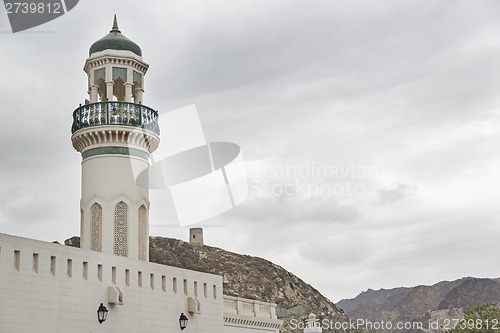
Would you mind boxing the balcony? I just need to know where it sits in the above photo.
[71,101,159,136]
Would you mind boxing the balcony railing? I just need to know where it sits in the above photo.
[71,101,160,136]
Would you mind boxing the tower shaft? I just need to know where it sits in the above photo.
[72,17,159,260]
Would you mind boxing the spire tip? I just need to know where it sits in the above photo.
[110,14,120,33]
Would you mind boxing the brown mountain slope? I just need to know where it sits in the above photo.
[338,287,411,314]
[148,236,338,313]
[337,287,410,322]
[439,278,500,309]
[337,277,500,333]
[396,285,444,322]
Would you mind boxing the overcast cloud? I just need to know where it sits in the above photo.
[1,0,500,302]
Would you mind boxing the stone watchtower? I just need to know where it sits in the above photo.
[189,228,204,245]
[71,16,159,260]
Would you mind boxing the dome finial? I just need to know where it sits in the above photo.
[110,14,120,33]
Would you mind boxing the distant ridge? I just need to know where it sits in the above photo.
[337,277,500,333]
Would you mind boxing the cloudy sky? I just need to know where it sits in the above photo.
[1,0,500,302]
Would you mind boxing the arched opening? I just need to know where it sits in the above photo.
[96,78,106,101]
[113,77,126,101]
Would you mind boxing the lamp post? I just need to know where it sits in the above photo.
[179,313,188,330]
[97,303,108,323]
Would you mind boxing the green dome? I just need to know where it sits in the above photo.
[89,16,142,57]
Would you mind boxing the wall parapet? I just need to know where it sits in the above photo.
[0,232,224,332]
[223,295,278,319]
[0,232,283,333]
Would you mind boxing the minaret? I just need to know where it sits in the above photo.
[71,16,159,260]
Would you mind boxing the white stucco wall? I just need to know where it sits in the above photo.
[0,232,224,333]
[0,232,283,333]
[223,296,283,333]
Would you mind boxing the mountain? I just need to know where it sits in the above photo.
[65,236,368,333]
[337,277,500,333]
[438,278,500,309]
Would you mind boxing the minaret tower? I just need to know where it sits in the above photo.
[71,16,159,260]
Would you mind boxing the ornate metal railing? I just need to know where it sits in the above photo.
[71,101,160,136]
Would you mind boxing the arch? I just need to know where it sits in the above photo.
[90,203,102,252]
[113,201,128,257]
[113,77,126,101]
[109,193,135,207]
[96,78,106,101]
[138,205,147,261]
[133,70,142,88]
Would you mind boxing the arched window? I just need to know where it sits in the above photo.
[138,205,147,261]
[90,203,102,252]
[112,67,127,101]
[114,201,128,257]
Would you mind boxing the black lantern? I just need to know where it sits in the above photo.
[179,313,188,330]
[97,303,108,323]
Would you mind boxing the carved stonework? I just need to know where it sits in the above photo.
[90,203,102,252]
[114,201,128,257]
[138,205,147,261]
[112,67,127,82]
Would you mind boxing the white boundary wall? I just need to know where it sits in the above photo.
[223,296,283,333]
[0,232,223,333]
[0,232,283,333]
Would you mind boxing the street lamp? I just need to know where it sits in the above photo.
[179,313,188,330]
[97,303,108,323]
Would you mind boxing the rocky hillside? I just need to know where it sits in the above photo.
[337,277,500,333]
[65,236,368,333]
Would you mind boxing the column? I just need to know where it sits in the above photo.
[134,88,144,104]
[124,83,133,102]
[106,81,114,101]
[90,85,99,103]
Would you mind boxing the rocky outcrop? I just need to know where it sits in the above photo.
[64,236,80,248]
[409,308,464,333]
